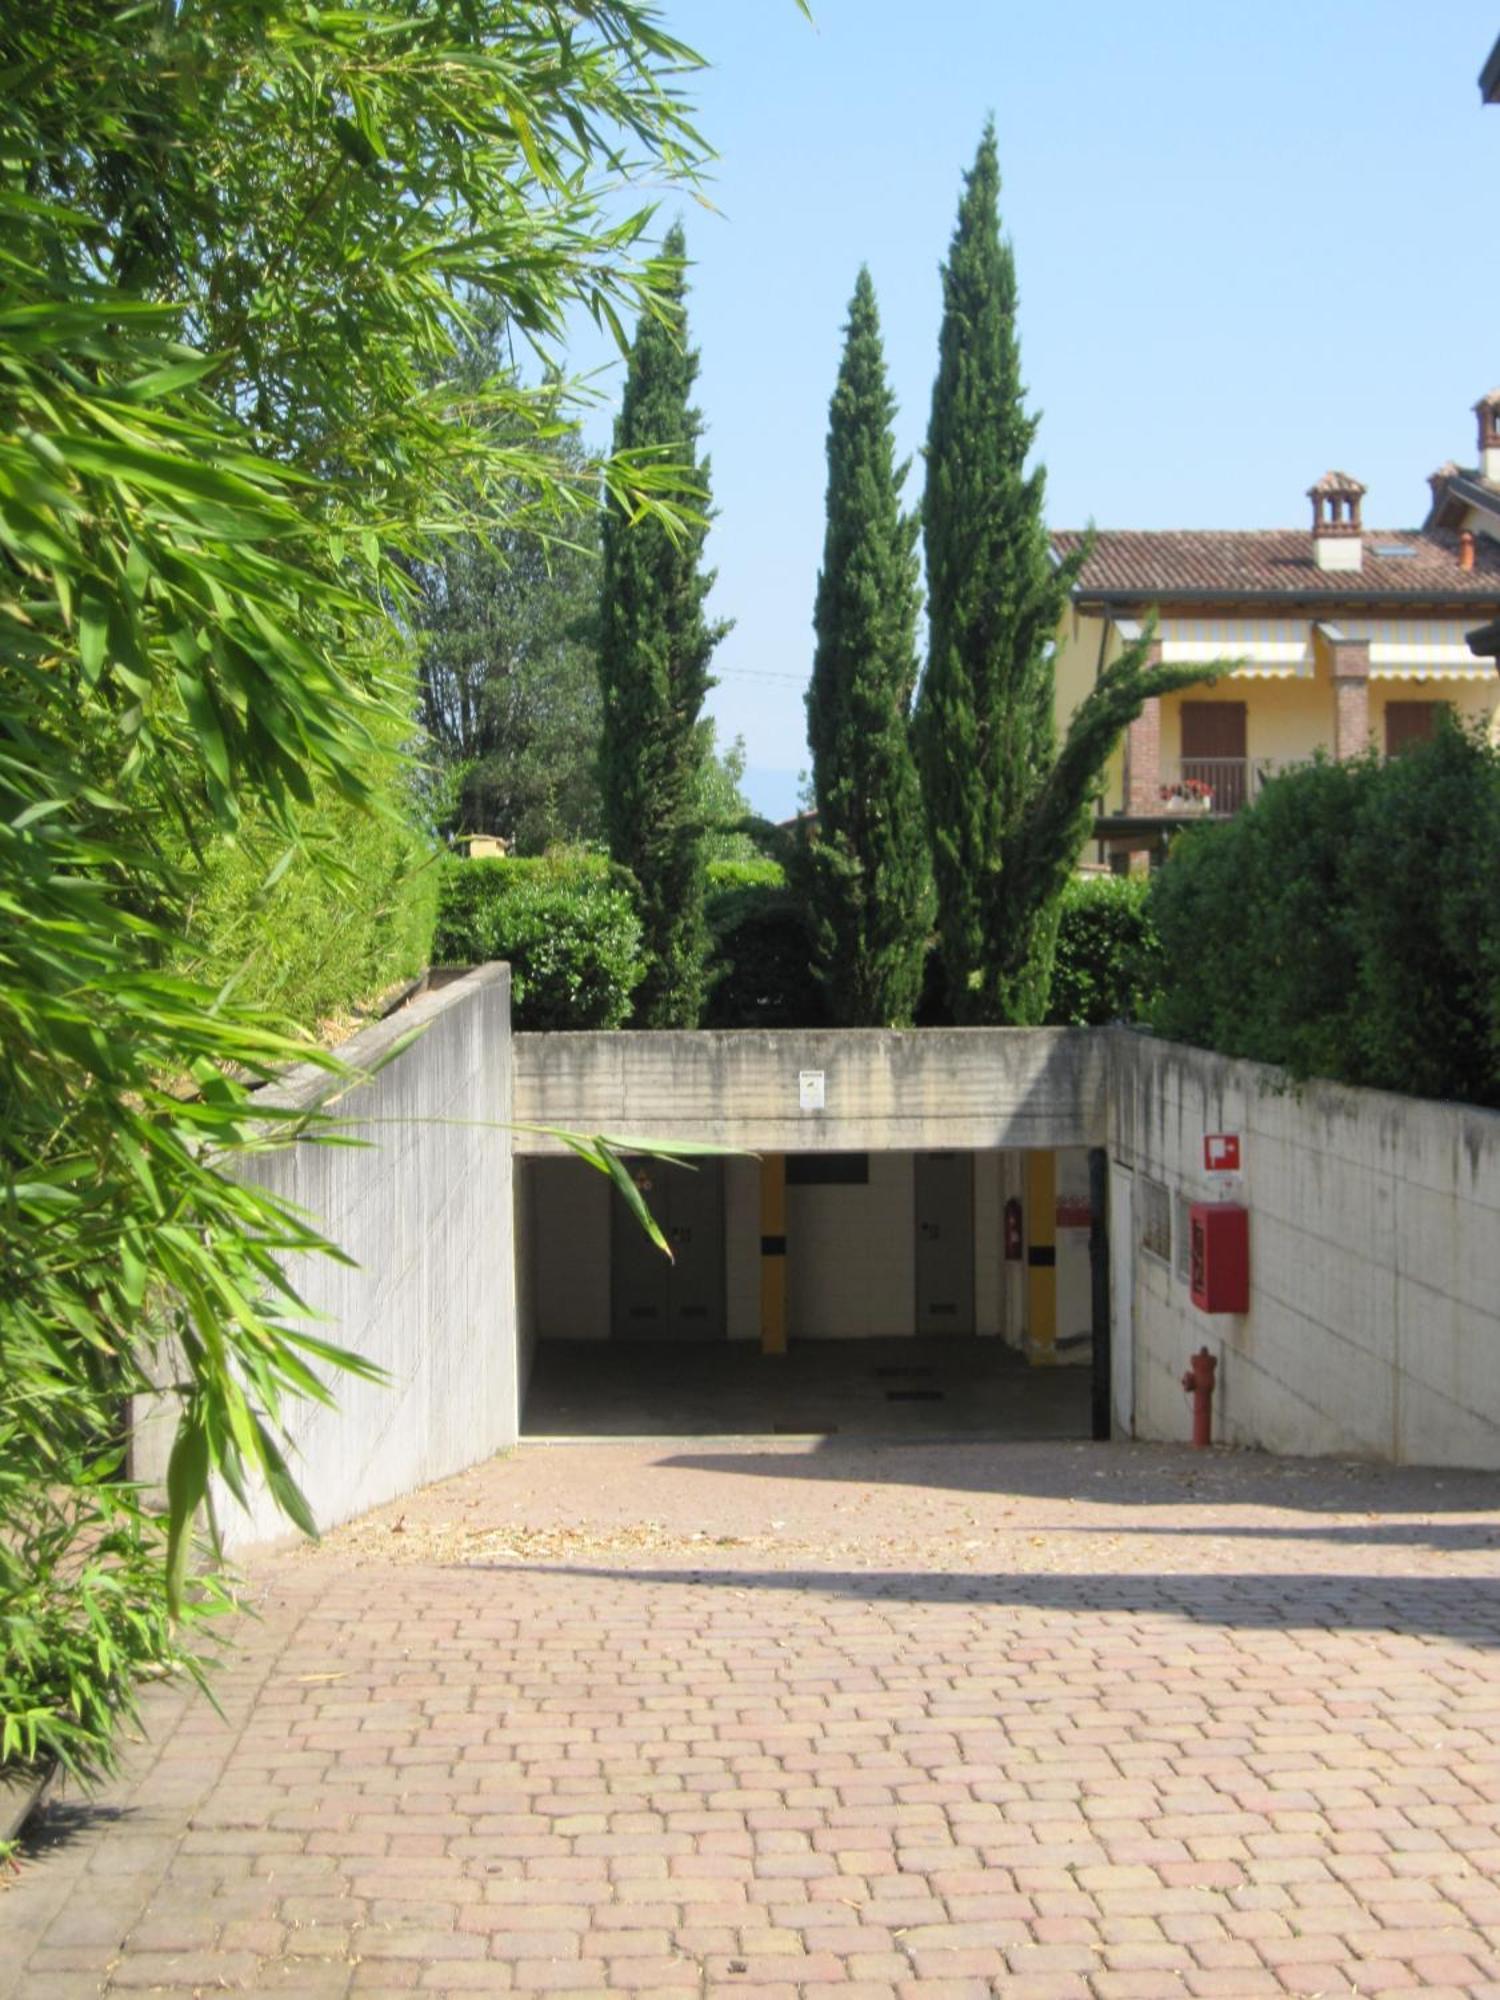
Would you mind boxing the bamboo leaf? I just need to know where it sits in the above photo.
[164,1416,210,1619]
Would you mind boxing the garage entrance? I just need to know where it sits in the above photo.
[516,1145,1102,1441]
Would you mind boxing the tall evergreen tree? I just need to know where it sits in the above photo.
[916,124,1216,1023]
[805,268,932,1026]
[599,223,728,1026]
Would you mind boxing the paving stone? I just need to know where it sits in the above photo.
[6,1441,1500,2000]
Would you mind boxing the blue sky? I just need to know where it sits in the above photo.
[574,3,1500,820]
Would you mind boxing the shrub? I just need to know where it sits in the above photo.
[1149,721,1500,1107]
[175,785,439,1030]
[0,1438,225,1798]
[706,858,787,895]
[1046,875,1164,1027]
[434,854,645,1028]
[705,860,826,1028]
[2,0,713,1790]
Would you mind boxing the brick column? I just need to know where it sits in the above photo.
[1124,696,1162,815]
[1328,636,1371,760]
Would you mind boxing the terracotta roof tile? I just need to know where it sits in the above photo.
[1051,527,1500,602]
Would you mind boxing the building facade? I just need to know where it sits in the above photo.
[1052,410,1500,867]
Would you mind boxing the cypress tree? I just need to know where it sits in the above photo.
[599,224,728,1026]
[805,268,932,1026]
[916,124,1217,1023]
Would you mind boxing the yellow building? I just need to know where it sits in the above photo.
[1051,420,1500,868]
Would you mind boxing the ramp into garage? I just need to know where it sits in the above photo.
[523,1333,1090,1440]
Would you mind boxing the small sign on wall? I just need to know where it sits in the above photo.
[798,1070,826,1112]
[1204,1133,1240,1173]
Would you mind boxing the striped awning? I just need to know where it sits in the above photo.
[1149,618,1311,679]
[1337,618,1498,681]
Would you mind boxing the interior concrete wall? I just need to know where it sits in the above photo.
[998,1151,1028,1351]
[1110,1031,1500,1469]
[514,1156,539,1400]
[974,1151,1003,1338]
[525,1149,1045,1348]
[1055,1147,1095,1363]
[725,1158,761,1342]
[513,1027,1108,1156]
[787,1153,916,1340]
[526,1156,611,1341]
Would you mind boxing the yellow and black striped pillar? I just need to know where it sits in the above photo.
[759,1153,787,1355]
[1025,1149,1057,1364]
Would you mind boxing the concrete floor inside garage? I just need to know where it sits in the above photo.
[521,1334,1092,1440]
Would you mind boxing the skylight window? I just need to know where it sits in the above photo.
[1372,545,1417,558]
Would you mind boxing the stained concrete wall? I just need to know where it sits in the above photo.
[181,965,518,1550]
[513,1028,1107,1155]
[1110,1031,1500,1468]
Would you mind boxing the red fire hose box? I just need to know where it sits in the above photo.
[1189,1202,1249,1314]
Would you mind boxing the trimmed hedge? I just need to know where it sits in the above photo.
[1148,721,1500,1107]
[704,859,826,1028]
[434,853,645,1028]
[176,788,439,1029]
[1046,874,1164,1027]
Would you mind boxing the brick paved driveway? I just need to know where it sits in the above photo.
[6,1438,1500,2000]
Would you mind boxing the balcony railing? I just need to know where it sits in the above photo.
[1152,757,1283,818]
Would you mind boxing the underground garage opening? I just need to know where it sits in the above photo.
[515,1146,1101,1439]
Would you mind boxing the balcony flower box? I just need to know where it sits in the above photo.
[1158,779,1215,814]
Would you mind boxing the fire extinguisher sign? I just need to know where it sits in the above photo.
[1204,1133,1241,1173]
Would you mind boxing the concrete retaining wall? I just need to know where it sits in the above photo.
[1109,1031,1500,1468]
[176,965,518,1550]
[513,1027,1108,1156]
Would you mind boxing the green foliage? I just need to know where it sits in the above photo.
[433,856,644,1029]
[0,1435,227,1798]
[704,860,825,1029]
[915,125,1224,1025]
[1,0,713,1778]
[599,223,729,1027]
[701,727,761,863]
[409,318,608,856]
[1046,876,1163,1027]
[1149,722,1500,1107]
[806,270,932,1026]
[706,859,787,894]
[175,789,438,1027]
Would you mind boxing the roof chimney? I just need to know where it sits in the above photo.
[1460,529,1476,572]
[1308,471,1365,572]
[1476,390,1500,483]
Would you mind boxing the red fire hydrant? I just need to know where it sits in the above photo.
[1181,1347,1217,1449]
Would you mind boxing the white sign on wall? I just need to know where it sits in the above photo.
[798,1070,826,1112]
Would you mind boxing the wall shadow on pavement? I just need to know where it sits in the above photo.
[654,1440,1500,1519]
[1023,1520,1500,1553]
[515,1559,1500,1649]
